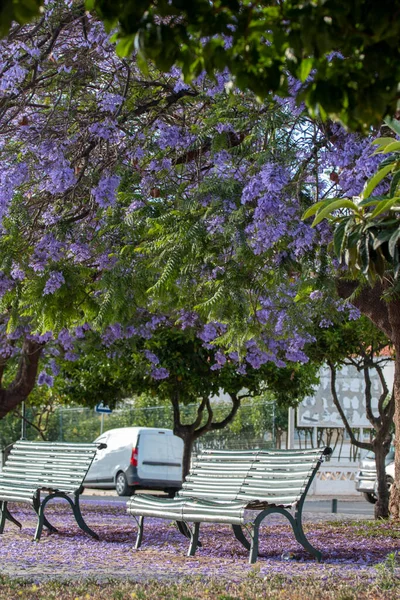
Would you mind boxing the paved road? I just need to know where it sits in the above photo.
[303,498,374,517]
[81,492,376,517]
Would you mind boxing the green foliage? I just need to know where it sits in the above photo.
[57,327,319,409]
[0,0,43,35]
[304,121,400,289]
[306,315,391,368]
[90,0,400,131]
[4,1,400,130]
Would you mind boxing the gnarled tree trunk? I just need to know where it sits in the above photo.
[337,280,400,518]
[0,338,44,420]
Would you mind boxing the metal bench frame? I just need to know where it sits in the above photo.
[127,447,332,563]
[0,440,105,541]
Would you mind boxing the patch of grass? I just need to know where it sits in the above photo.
[375,551,400,590]
[0,574,399,600]
[323,520,400,538]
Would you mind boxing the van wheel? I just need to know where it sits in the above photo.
[363,492,377,504]
[115,472,135,496]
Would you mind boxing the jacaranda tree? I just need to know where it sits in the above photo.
[0,1,321,422]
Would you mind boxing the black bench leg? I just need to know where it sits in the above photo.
[34,493,99,541]
[232,524,251,551]
[0,502,22,533]
[176,521,202,547]
[292,513,322,562]
[249,507,322,564]
[72,493,99,540]
[33,495,58,534]
[134,516,144,549]
[187,522,200,557]
[0,502,6,534]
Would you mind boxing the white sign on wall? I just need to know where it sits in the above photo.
[297,362,394,429]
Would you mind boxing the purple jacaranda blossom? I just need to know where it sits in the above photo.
[288,223,316,257]
[101,323,124,346]
[127,199,145,212]
[35,141,76,194]
[155,123,183,149]
[245,345,271,369]
[151,367,169,380]
[210,350,227,370]
[206,215,225,235]
[0,271,14,296]
[0,162,29,222]
[144,350,160,365]
[95,253,118,271]
[7,326,25,341]
[348,305,361,320]
[319,318,333,328]
[125,325,137,338]
[68,242,92,263]
[41,207,61,226]
[0,340,16,359]
[197,323,219,344]
[43,271,65,295]
[178,310,199,329]
[242,164,288,205]
[0,63,27,94]
[74,325,88,339]
[98,92,125,113]
[145,315,168,331]
[92,174,120,208]
[205,70,230,97]
[155,121,196,150]
[89,119,119,141]
[49,359,60,376]
[37,370,54,387]
[58,328,74,351]
[30,235,65,272]
[28,331,53,344]
[309,290,324,300]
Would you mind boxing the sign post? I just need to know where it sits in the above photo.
[95,403,112,435]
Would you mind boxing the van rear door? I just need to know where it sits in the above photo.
[137,431,183,484]
[167,435,184,483]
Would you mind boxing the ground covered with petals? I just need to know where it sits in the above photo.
[0,499,399,598]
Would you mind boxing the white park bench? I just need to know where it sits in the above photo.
[127,447,332,563]
[0,440,106,541]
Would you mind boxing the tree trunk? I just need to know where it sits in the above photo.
[373,438,390,519]
[388,301,400,519]
[181,433,195,480]
[0,339,44,420]
[173,424,195,479]
[336,281,400,518]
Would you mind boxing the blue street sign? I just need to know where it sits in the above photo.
[95,403,112,414]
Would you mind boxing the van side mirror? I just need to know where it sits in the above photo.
[97,443,107,450]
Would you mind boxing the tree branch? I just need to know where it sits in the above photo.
[363,367,380,429]
[327,361,371,451]
[336,279,393,341]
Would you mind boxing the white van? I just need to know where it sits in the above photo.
[84,427,184,496]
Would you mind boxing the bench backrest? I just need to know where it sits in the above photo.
[1,440,101,494]
[179,448,331,506]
